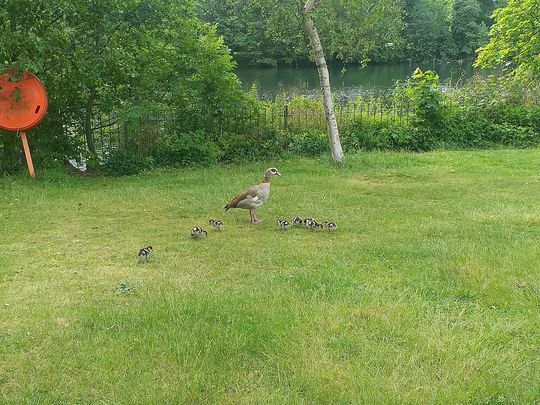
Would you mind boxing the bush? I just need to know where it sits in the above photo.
[398,68,446,130]
[342,126,385,151]
[288,132,328,156]
[0,159,20,176]
[217,128,286,163]
[102,149,153,176]
[152,131,221,167]
[486,123,539,147]
[341,125,417,151]
[218,135,258,163]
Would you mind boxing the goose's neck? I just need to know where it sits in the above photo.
[262,176,271,183]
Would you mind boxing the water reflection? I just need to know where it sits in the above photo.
[236,60,484,99]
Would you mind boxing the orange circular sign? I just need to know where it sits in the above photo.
[0,68,48,131]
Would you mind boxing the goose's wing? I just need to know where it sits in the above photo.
[224,185,258,210]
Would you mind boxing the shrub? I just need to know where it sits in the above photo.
[217,135,259,163]
[341,126,385,151]
[217,127,286,163]
[341,124,417,151]
[88,74,540,174]
[398,68,446,131]
[382,126,417,150]
[152,131,221,167]
[486,123,539,147]
[102,148,153,176]
[0,159,20,176]
[288,132,328,156]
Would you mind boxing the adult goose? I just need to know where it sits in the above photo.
[224,167,281,224]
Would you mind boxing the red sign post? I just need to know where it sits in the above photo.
[0,68,48,177]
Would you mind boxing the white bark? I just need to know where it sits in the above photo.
[301,1,344,163]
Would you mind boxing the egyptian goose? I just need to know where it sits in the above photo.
[209,219,224,231]
[304,218,315,227]
[224,167,281,224]
[137,246,153,261]
[309,221,323,231]
[292,214,303,226]
[277,219,290,230]
[190,227,208,238]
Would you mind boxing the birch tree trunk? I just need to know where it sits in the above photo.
[301,0,344,163]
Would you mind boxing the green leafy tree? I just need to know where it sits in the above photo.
[0,0,243,168]
[451,0,487,58]
[196,0,501,64]
[194,0,307,65]
[263,0,403,162]
[195,0,402,66]
[402,0,452,60]
[476,0,540,79]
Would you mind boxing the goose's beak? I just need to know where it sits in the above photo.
[276,170,282,176]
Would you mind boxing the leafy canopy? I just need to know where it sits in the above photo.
[475,0,540,79]
[195,0,403,66]
[0,0,244,162]
[195,0,500,65]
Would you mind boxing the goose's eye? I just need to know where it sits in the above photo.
[271,169,276,172]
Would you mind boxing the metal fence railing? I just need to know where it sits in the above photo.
[77,95,414,157]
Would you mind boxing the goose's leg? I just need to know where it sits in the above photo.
[252,211,262,224]
[249,209,255,223]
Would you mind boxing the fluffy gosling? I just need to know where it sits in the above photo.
[190,227,208,238]
[324,221,337,231]
[292,214,303,226]
[209,219,224,231]
[277,219,290,230]
[137,246,153,262]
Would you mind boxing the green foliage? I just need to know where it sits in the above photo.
[217,135,258,163]
[0,158,20,176]
[0,0,245,169]
[102,148,153,176]
[403,69,446,129]
[0,132,21,175]
[152,131,222,167]
[341,124,428,152]
[476,0,540,79]
[195,0,496,65]
[195,0,403,66]
[339,73,540,152]
[451,0,487,58]
[487,123,539,147]
[98,72,540,168]
[288,132,329,156]
[217,128,284,163]
[436,75,540,148]
[403,0,453,60]
[194,0,305,66]
[85,153,101,173]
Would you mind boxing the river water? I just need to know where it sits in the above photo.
[236,60,483,99]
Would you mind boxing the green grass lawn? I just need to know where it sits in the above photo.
[1,150,540,403]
